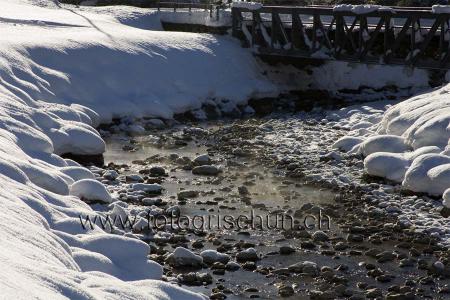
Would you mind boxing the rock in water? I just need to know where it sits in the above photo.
[103,169,119,180]
[130,183,162,194]
[200,250,230,264]
[193,154,211,166]
[278,284,294,297]
[165,247,203,268]
[236,248,258,262]
[149,166,166,177]
[177,190,199,200]
[192,165,220,176]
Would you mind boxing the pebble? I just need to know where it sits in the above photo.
[236,248,258,262]
[278,284,294,297]
[177,190,199,199]
[193,154,211,166]
[192,165,221,176]
[149,166,166,177]
[103,169,119,180]
[279,246,296,255]
[312,230,330,242]
[165,247,203,268]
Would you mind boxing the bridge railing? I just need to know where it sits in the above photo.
[232,6,450,69]
[150,1,229,19]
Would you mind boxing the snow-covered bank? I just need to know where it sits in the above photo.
[334,84,450,200]
[0,1,277,124]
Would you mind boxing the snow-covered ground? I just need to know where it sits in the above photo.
[334,85,450,199]
[0,0,442,298]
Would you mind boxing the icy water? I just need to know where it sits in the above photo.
[100,120,448,299]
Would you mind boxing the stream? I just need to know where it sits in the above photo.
[97,116,450,299]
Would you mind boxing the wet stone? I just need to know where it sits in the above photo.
[312,230,330,242]
[236,248,258,262]
[376,251,396,263]
[347,234,364,243]
[278,284,294,297]
[192,165,221,176]
[177,190,199,200]
[225,261,240,271]
[279,246,296,255]
[365,288,382,298]
[177,272,213,286]
[149,166,167,177]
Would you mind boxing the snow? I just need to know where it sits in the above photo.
[69,179,113,203]
[0,1,277,124]
[166,247,204,268]
[339,84,450,200]
[333,136,364,152]
[364,152,409,182]
[403,154,450,196]
[432,5,450,14]
[305,61,429,92]
[200,249,230,264]
[333,4,385,14]
[60,166,96,181]
[67,234,164,281]
[358,135,409,157]
[231,1,263,10]
[131,183,163,193]
[443,189,450,208]
[159,10,231,28]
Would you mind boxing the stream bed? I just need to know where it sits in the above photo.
[97,115,450,299]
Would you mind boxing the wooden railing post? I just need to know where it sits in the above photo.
[291,11,304,49]
[312,13,319,52]
[231,7,240,38]
[335,15,343,56]
[384,15,391,60]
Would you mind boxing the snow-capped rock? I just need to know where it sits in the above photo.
[69,179,112,203]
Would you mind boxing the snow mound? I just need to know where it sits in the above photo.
[70,179,112,203]
[358,135,409,157]
[364,152,409,182]
[443,188,450,208]
[68,234,163,281]
[339,84,450,200]
[403,154,450,195]
[59,166,96,181]
[333,136,364,152]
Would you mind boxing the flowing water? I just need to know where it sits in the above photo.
[101,120,447,299]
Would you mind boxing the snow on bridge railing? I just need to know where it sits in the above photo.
[151,0,230,19]
[231,4,450,69]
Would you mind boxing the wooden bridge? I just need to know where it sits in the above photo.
[231,6,450,69]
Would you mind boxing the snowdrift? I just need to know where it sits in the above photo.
[334,84,450,200]
[0,0,277,124]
